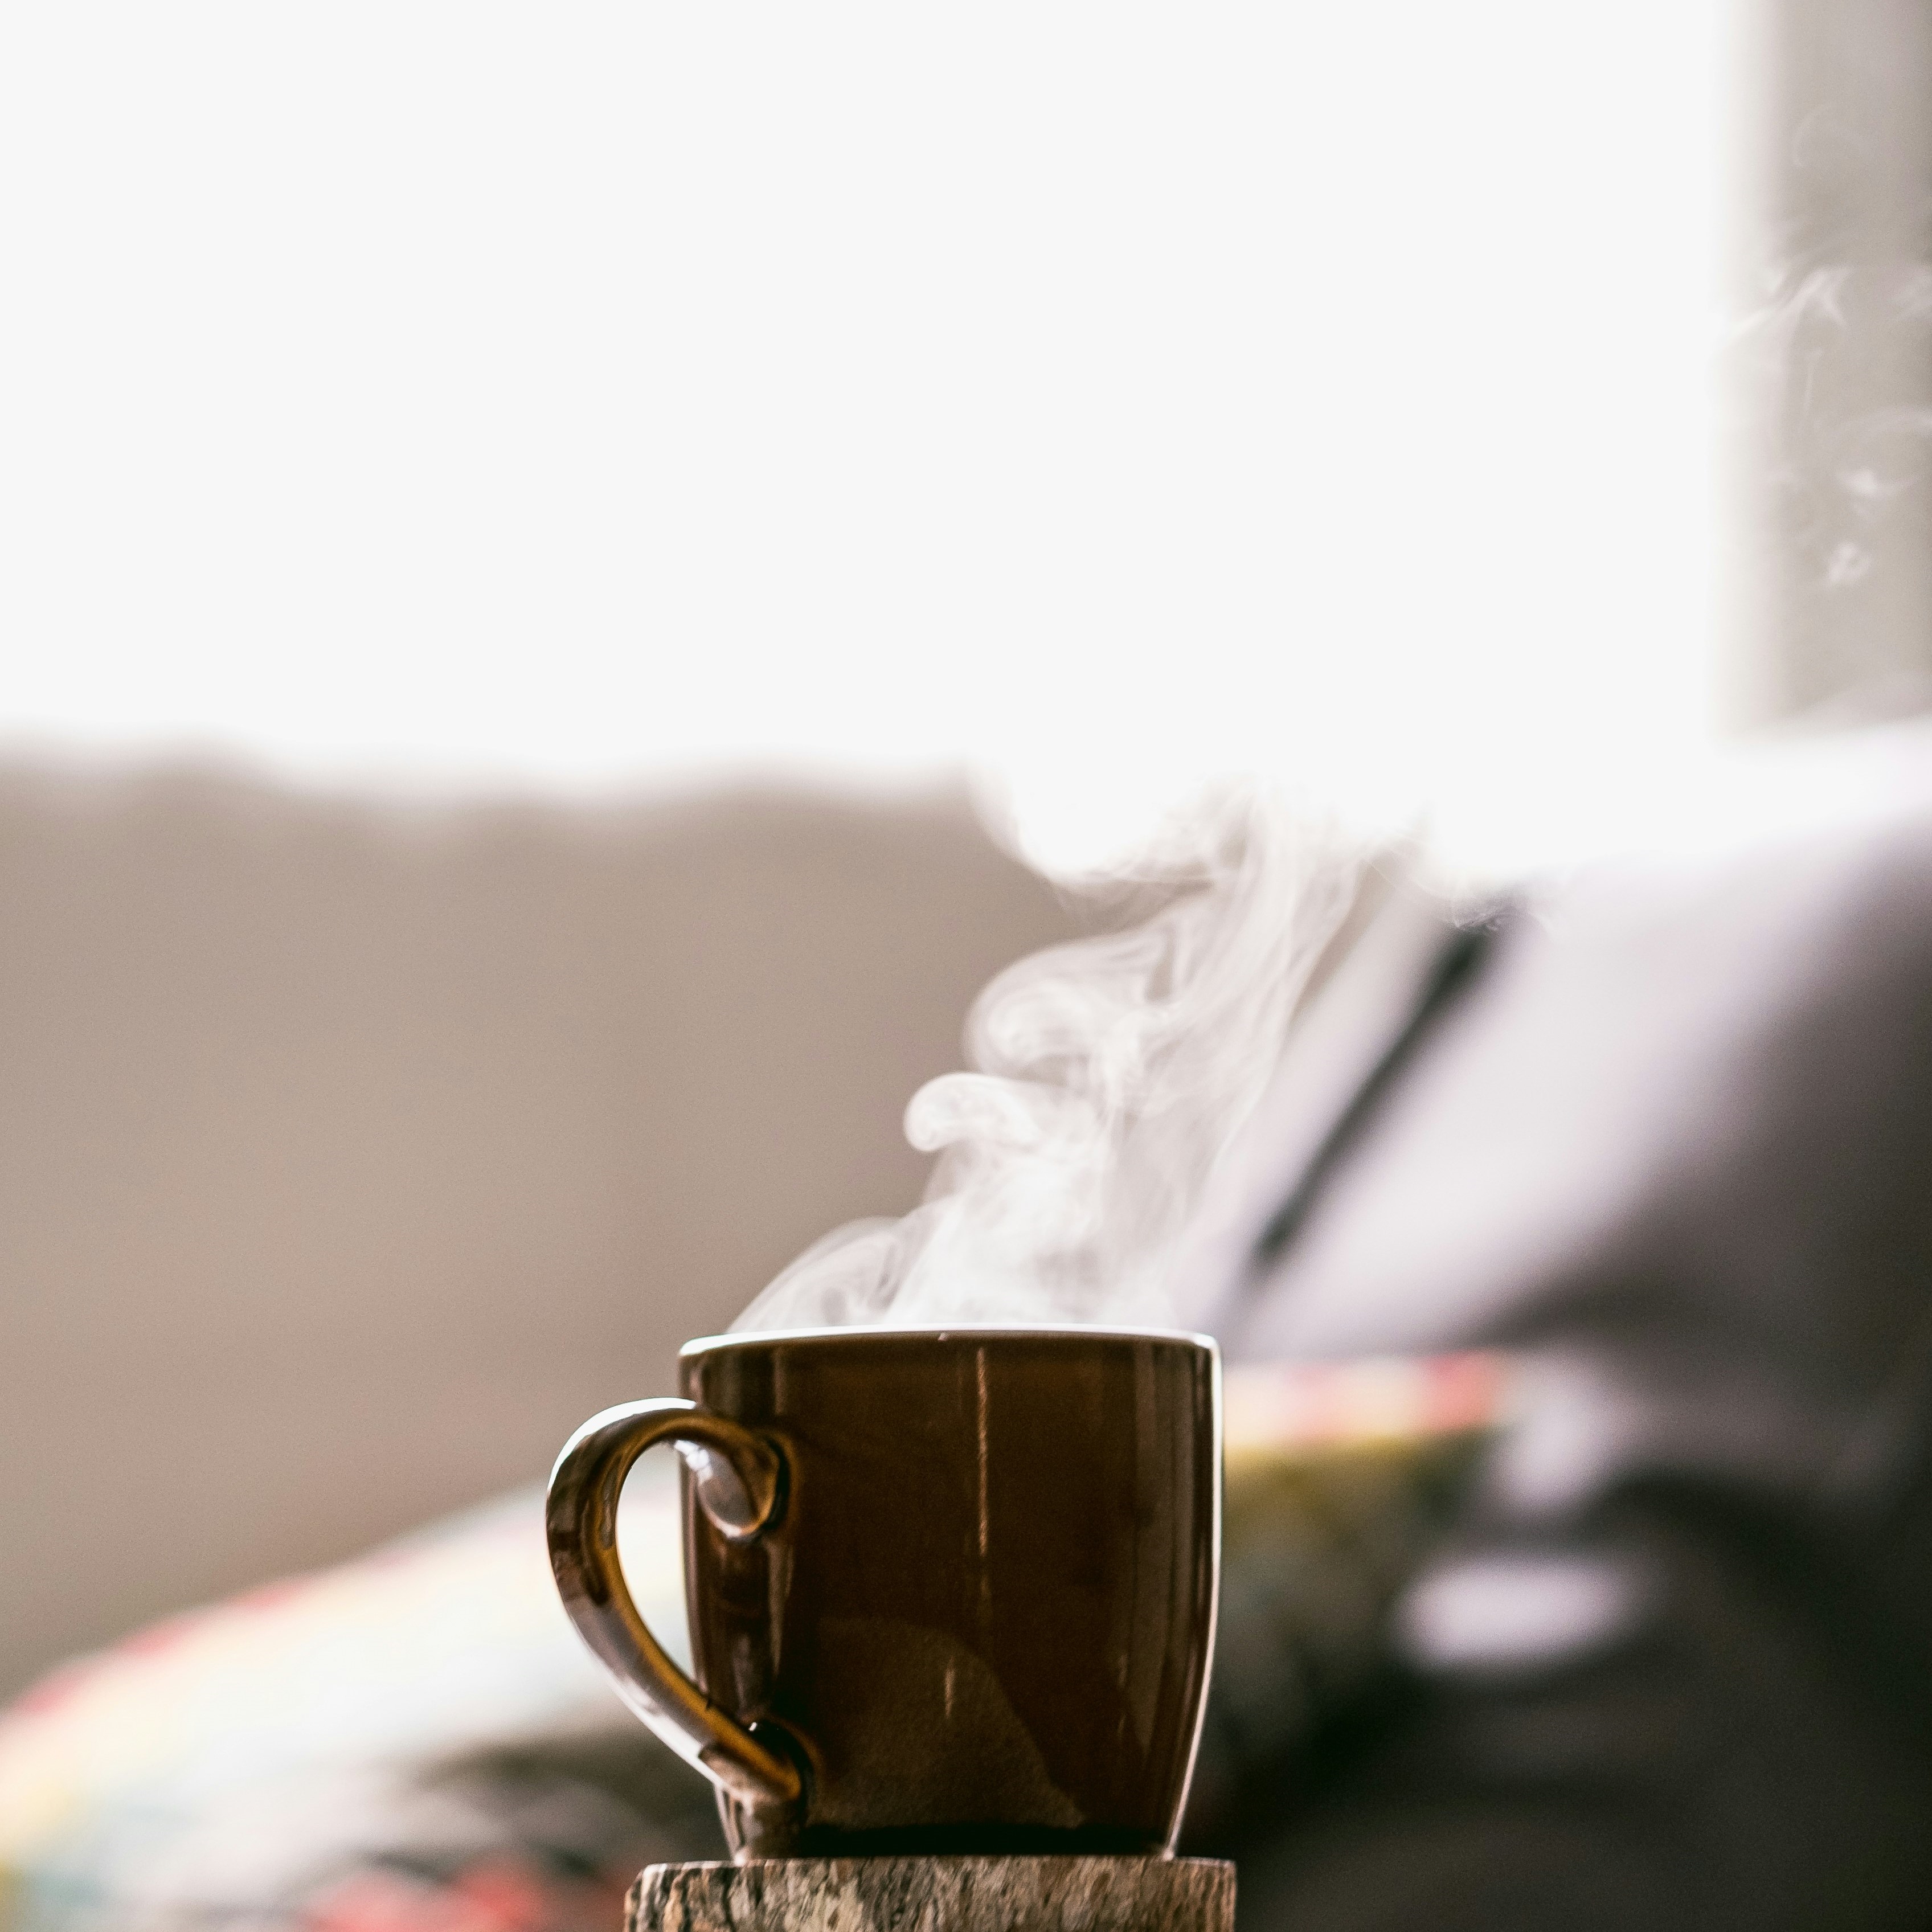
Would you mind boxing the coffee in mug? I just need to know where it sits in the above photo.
[546,1326,1220,1857]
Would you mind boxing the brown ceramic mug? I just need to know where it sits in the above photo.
[546,1325,1221,1857]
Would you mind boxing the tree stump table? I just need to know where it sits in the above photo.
[628,1857,1235,1932]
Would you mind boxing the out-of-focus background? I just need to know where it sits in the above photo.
[3,0,1931,1712]
[0,768,1076,1698]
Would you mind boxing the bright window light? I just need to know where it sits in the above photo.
[0,3,1729,873]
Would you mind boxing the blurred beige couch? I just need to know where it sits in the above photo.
[0,760,1078,1701]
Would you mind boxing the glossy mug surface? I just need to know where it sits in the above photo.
[546,1326,1221,1857]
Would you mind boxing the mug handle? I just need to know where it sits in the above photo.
[546,1398,803,1812]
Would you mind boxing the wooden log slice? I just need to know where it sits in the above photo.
[628,1857,1235,1932]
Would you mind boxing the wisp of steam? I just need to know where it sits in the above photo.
[732,786,1360,1333]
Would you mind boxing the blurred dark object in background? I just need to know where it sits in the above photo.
[1180,716,1932,1930]
[0,763,1079,1704]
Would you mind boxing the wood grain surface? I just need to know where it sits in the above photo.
[629,1857,1234,1932]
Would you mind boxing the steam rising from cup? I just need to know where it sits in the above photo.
[731,786,1359,1333]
